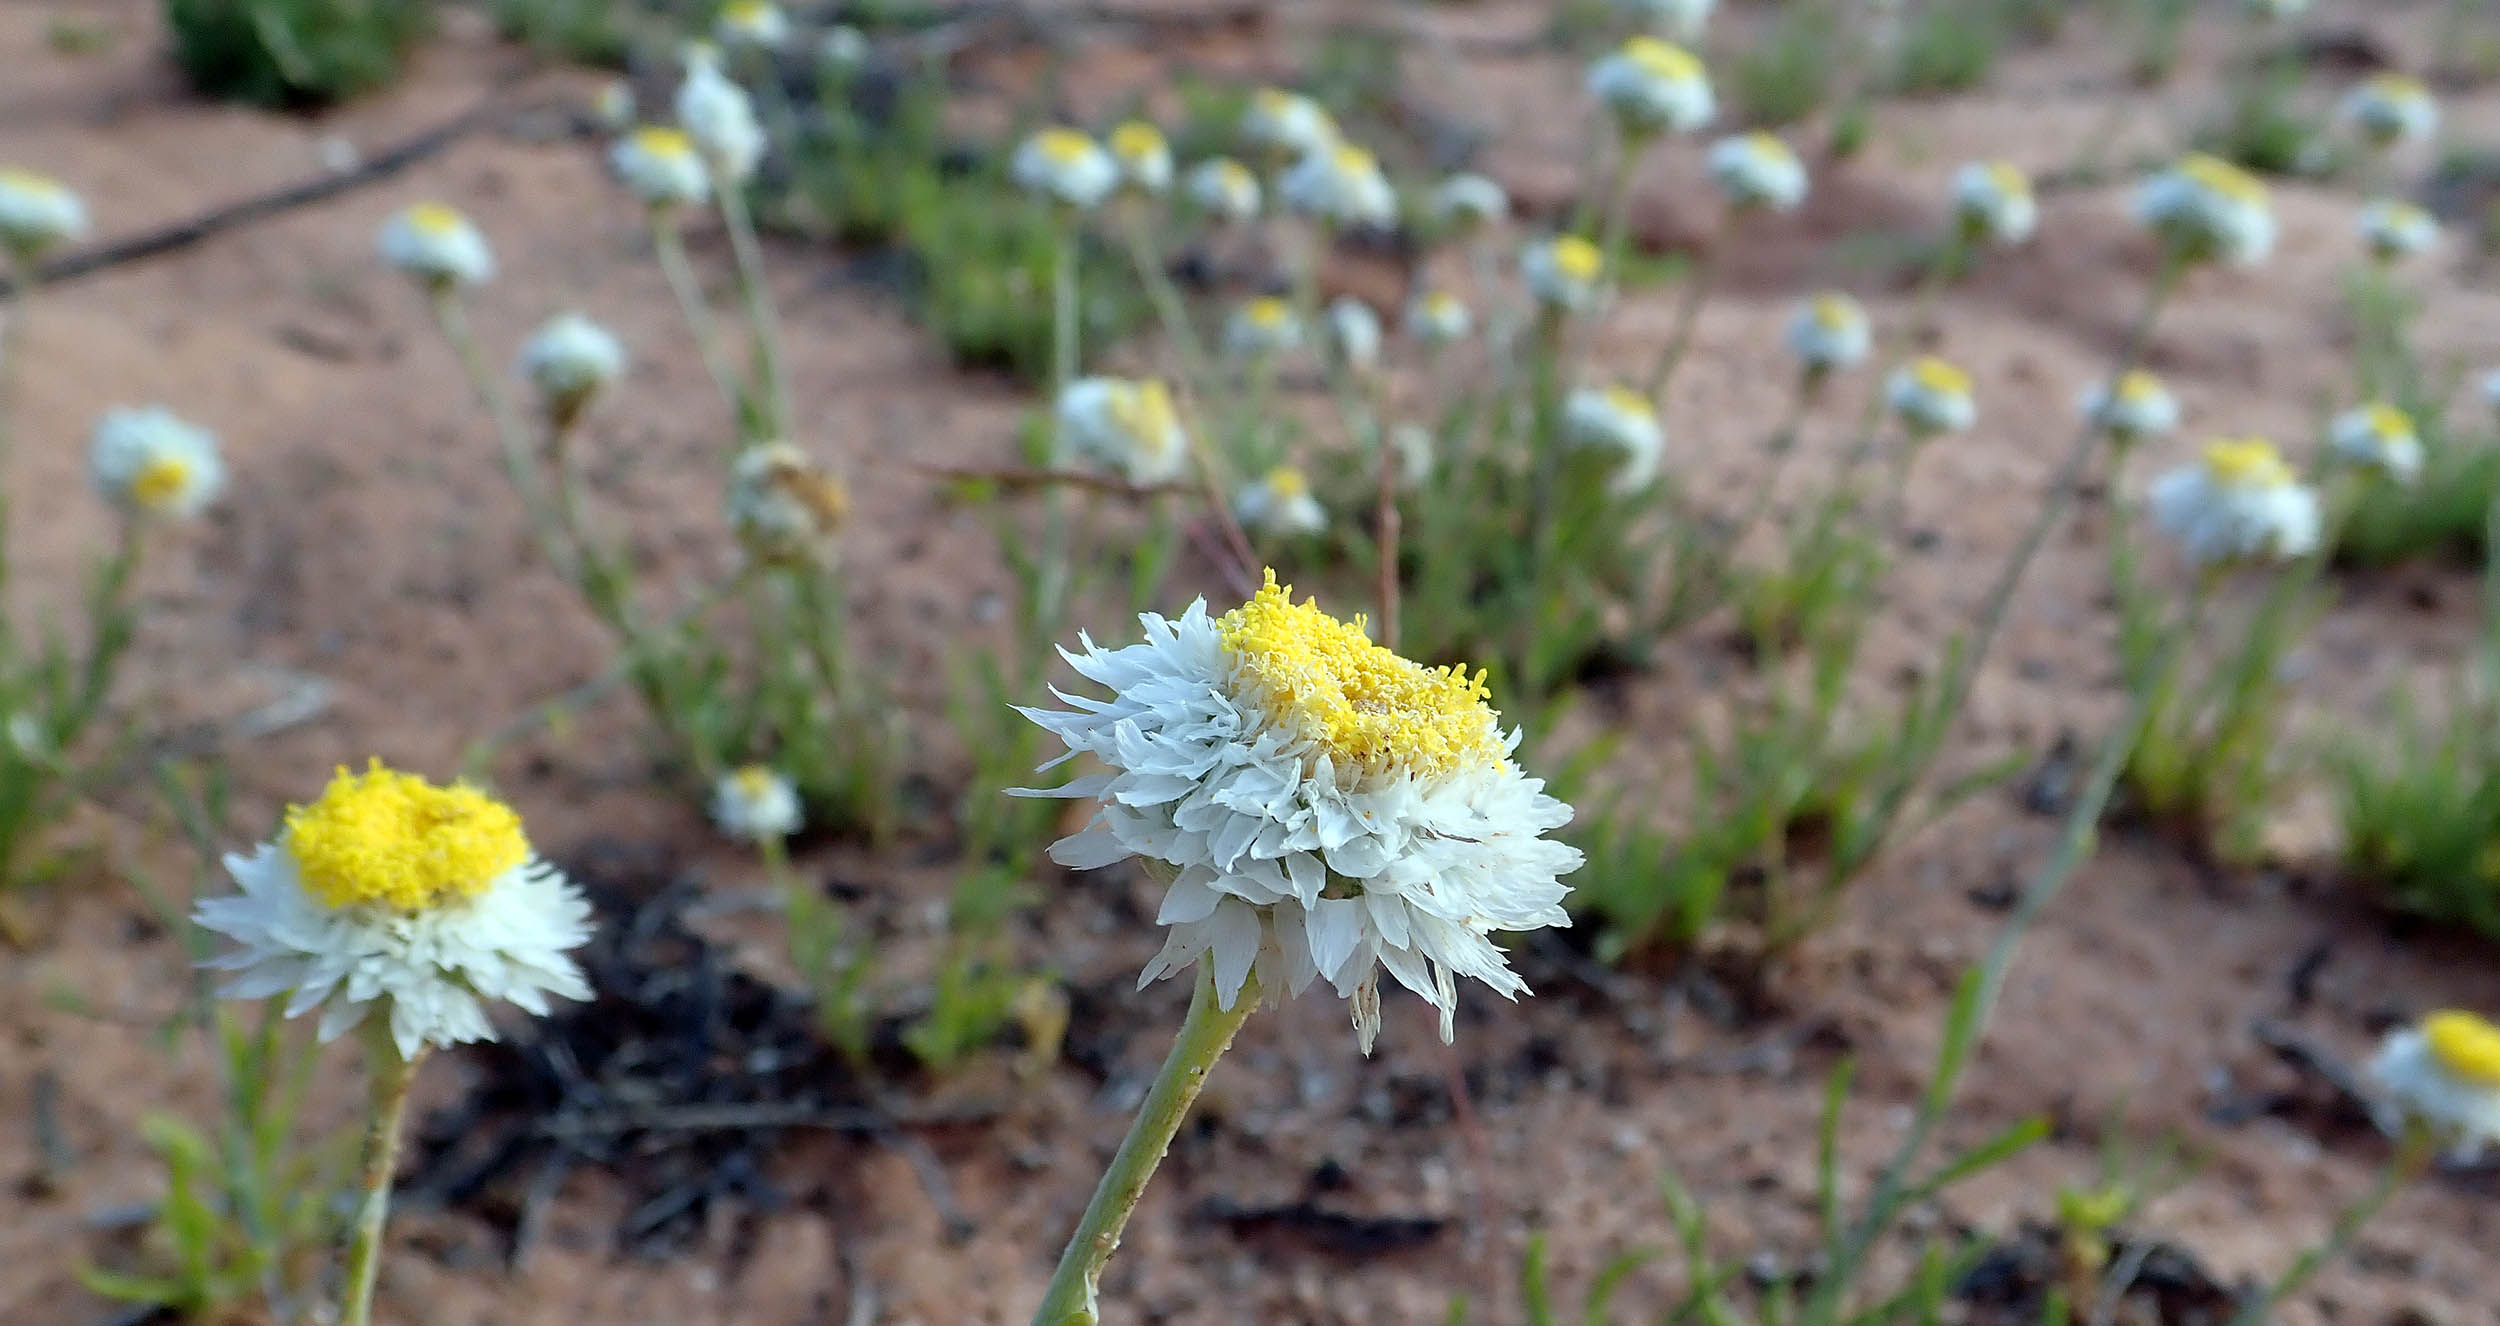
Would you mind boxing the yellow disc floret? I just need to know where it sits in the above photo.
[1034,128,1099,166]
[2202,436,2293,489]
[2425,1010,2500,1089]
[1602,386,1654,419]
[1218,570,1501,778]
[1623,37,1703,83]
[1550,235,1603,284]
[1810,294,1857,330]
[1245,296,1292,329]
[285,761,529,911]
[130,455,193,511]
[1909,356,1972,399]
[1111,121,1165,163]
[2114,370,2165,404]
[632,126,697,161]
[407,202,467,237]
[2363,402,2415,441]
[1114,381,1180,459]
[2178,153,2266,206]
[1982,161,2030,199]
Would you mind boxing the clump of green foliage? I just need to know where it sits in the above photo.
[2334,690,2500,938]
[164,0,433,108]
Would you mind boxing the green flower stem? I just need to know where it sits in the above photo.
[1032,967,1261,1326]
[1119,217,1257,591]
[1034,225,1082,652]
[428,287,574,579]
[339,1028,424,1326]
[649,209,745,429]
[1717,374,1821,559]
[1640,210,1727,402]
[714,179,790,439]
[2226,1124,2439,1326]
[0,256,29,474]
[1595,134,1647,283]
[1839,228,1973,473]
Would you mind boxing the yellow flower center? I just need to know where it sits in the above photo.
[724,0,772,24]
[0,168,66,201]
[1909,356,1971,398]
[2367,73,2428,105]
[2371,201,2428,231]
[732,765,778,800]
[2114,370,2165,404]
[1810,293,1858,330]
[1623,37,1703,84]
[1111,121,1164,163]
[406,202,466,238]
[1218,570,1501,778]
[1549,235,1603,283]
[1244,297,1291,329]
[1113,380,1180,458]
[1033,128,1098,167]
[1207,160,1252,192]
[1602,385,1653,418]
[1983,161,2030,200]
[1422,291,1461,319]
[284,761,529,911]
[1253,88,1302,117]
[2363,402,2414,441]
[1331,143,1376,176]
[131,455,192,511]
[631,126,696,161]
[2202,436,2293,489]
[1264,466,1310,499]
[2424,1010,2500,1088]
[1743,131,1790,161]
[2177,153,2266,206]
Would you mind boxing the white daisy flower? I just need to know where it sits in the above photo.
[610,125,711,208]
[1586,37,1716,139]
[591,80,636,132]
[1326,296,1384,374]
[1429,173,1509,233]
[1707,132,1807,212]
[378,202,494,288]
[2134,153,2275,267]
[1013,127,1119,211]
[89,406,225,520]
[2359,198,2438,263]
[1224,296,1304,360]
[1280,141,1397,229]
[1522,234,1606,312]
[712,765,802,843]
[1057,377,1191,485]
[1613,0,1714,39]
[2342,73,2437,149]
[819,25,870,70]
[715,0,787,48]
[1109,121,1174,197]
[0,167,87,261]
[1404,289,1473,345]
[518,312,626,425]
[1239,88,1338,163]
[728,441,850,564]
[2369,1010,2500,1157]
[675,58,766,183]
[1390,422,1435,488]
[2147,436,2321,567]
[1564,385,1665,494]
[1952,160,2038,247]
[2078,370,2179,443]
[193,762,594,1062]
[1234,467,1327,536]
[1011,572,1580,1052]
[2328,402,2423,483]
[1886,356,1977,436]
[1786,292,1870,377]
[1187,158,1262,224]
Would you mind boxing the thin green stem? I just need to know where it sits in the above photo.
[1035,226,1081,648]
[1641,213,1727,402]
[1840,230,1972,470]
[649,210,745,428]
[1032,967,1261,1326]
[714,180,790,438]
[2226,1125,2438,1325]
[429,288,578,581]
[339,1032,423,1326]
[1718,377,1819,559]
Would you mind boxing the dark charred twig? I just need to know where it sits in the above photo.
[532,1098,1000,1139]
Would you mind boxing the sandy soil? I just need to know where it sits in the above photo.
[4,0,2499,1323]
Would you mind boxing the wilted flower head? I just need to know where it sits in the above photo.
[712,765,802,843]
[2358,198,2438,263]
[1326,296,1384,374]
[2148,436,2320,567]
[1280,141,1397,229]
[519,313,626,426]
[1564,386,1664,494]
[1013,127,1118,211]
[1613,0,1714,39]
[675,58,765,182]
[2135,153,2275,267]
[1952,161,2038,247]
[0,167,87,261]
[2328,402,2422,483]
[2369,1009,2500,1157]
[1886,356,1976,436]
[1224,296,1304,359]
[1405,289,1473,345]
[1234,467,1327,536]
[728,441,850,564]
[2078,370,2179,443]
[1522,234,1606,312]
[610,125,711,208]
[1011,571,1580,1052]
[1429,173,1508,233]
[1057,377,1190,485]
[2342,73,2437,149]
[1586,37,1715,138]
[714,0,788,48]
[1786,292,1869,377]
[378,202,493,289]
[1707,132,1807,212]
[591,80,636,132]
[89,406,225,520]
[1187,157,1262,224]
[1239,88,1338,162]
[193,761,593,1061]
[1109,121,1174,196]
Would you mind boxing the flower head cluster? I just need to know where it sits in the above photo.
[1239,88,1338,163]
[728,441,850,564]
[2135,154,2275,267]
[676,58,765,183]
[1280,142,1397,229]
[1013,573,1579,1052]
[1707,132,1807,212]
[194,762,593,1060]
[1235,466,1327,536]
[2328,402,2422,483]
[1187,158,1262,224]
[1430,173,1508,234]
[714,0,788,48]
[1109,121,1174,197]
[1587,37,1716,138]
[611,126,711,209]
[2370,1009,2500,1156]
[89,406,225,519]
[2358,198,2437,263]
[2078,370,2179,443]
[1014,128,1119,211]
[1564,386,1664,493]
[1787,292,1870,378]
[1952,161,2038,247]
[519,313,626,426]
[1886,356,1976,436]
[1058,377,1190,485]
[713,765,802,843]
[1405,289,1472,345]
[2148,436,2320,567]
[378,202,494,288]
[1523,234,1606,312]
[1613,0,1714,39]
[1225,296,1304,359]
[0,168,88,260]
[2342,73,2437,149]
